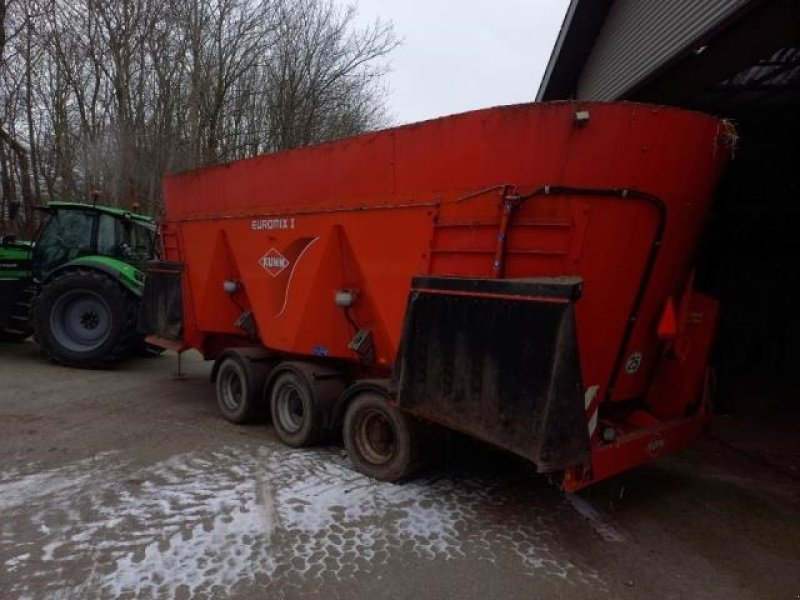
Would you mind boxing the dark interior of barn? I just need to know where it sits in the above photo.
[701,107,798,403]
[638,37,800,474]
[539,0,799,473]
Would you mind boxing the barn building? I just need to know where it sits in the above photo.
[538,0,800,466]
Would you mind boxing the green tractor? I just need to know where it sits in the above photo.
[0,201,158,368]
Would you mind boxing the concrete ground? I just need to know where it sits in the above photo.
[1,340,798,599]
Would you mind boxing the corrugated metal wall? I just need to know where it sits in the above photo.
[576,0,751,100]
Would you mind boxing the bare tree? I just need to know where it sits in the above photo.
[0,0,37,233]
[0,0,398,226]
[264,0,396,151]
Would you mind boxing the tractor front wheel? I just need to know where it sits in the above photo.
[34,269,138,368]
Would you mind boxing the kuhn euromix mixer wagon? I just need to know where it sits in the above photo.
[143,102,735,491]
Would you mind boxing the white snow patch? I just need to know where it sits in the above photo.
[4,552,30,571]
[2,446,606,597]
[0,451,119,510]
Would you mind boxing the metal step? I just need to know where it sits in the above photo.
[3,287,35,336]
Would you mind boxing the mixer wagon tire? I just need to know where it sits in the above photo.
[343,392,421,482]
[34,269,138,369]
[270,370,324,447]
[214,354,268,424]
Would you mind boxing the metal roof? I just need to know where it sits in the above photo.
[537,0,800,114]
[573,0,751,101]
[45,201,155,225]
[694,46,800,111]
[536,1,613,102]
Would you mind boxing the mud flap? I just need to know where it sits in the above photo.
[139,261,184,342]
[394,276,590,472]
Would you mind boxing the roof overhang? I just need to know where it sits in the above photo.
[536,0,612,102]
[537,0,800,115]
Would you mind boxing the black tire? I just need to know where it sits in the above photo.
[270,370,323,447]
[214,355,268,424]
[33,269,138,369]
[343,392,420,482]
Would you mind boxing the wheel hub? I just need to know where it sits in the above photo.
[276,386,305,433]
[357,409,395,465]
[50,289,113,353]
[221,368,244,410]
[80,311,100,330]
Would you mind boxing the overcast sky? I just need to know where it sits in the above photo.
[353,0,571,125]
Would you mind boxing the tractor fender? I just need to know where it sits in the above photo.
[44,256,145,297]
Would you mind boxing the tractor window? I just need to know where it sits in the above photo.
[96,213,156,261]
[35,210,95,274]
[96,214,117,256]
[119,221,156,261]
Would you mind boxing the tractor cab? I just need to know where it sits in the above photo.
[33,202,158,278]
[1,201,158,367]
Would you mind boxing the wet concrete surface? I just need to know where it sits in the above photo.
[1,340,798,599]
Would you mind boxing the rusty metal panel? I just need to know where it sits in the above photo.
[577,0,750,100]
[394,276,590,472]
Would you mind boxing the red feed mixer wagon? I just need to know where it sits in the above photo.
[143,102,735,491]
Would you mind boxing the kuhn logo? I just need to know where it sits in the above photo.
[259,248,290,277]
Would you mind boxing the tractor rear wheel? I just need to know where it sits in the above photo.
[343,392,421,482]
[33,269,138,368]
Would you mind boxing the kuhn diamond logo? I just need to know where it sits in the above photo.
[259,248,290,277]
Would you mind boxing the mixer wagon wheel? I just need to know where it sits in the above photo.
[214,353,270,424]
[343,392,421,482]
[269,369,325,447]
